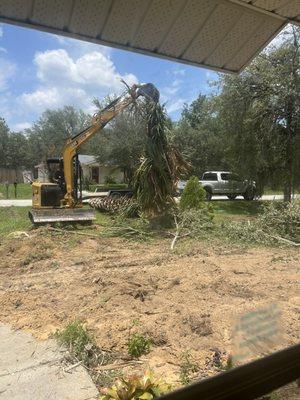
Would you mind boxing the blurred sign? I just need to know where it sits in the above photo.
[232,303,282,363]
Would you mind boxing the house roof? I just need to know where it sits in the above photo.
[1,0,299,74]
[78,155,98,165]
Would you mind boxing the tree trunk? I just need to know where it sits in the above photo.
[283,182,292,202]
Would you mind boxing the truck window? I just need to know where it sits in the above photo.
[221,173,229,181]
[221,173,241,181]
[203,173,218,181]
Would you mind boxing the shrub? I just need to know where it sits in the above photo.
[180,176,206,211]
[100,370,171,400]
[105,175,117,185]
[55,320,96,365]
[83,176,92,191]
[221,200,300,245]
[179,351,199,385]
[258,201,300,241]
[127,333,152,358]
[179,208,214,236]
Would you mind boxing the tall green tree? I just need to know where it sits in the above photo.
[0,118,31,169]
[217,27,300,200]
[26,106,90,167]
[0,117,10,168]
[170,95,227,177]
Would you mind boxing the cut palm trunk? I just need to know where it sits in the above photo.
[134,102,188,217]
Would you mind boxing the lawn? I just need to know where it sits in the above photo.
[0,200,265,238]
[0,183,32,199]
[0,206,32,237]
[211,200,265,223]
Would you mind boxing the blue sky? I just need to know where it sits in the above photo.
[0,22,219,131]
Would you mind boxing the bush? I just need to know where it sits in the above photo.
[55,320,96,365]
[258,201,300,241]
[100,370,171,400]
[179,351,199,385]
[180,176,206,211]
[83,176,92,191]
[127,333,152,358]
[105,175,117,184]
[179,208,214,236]
[221,200,300,245]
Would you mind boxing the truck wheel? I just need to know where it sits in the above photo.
[204,188,212,201]
[227,194,237,200]
[244,188,254,201]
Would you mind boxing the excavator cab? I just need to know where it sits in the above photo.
[29,82,159,224]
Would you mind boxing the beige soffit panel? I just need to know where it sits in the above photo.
[0,0,299,73]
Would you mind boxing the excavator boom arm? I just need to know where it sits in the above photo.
[62,83,159,207]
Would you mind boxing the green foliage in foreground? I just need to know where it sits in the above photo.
[55,320,117,388]
[221,201,300,245]
[100,370,171,400]
[179,208,214,236]
[180,176,206,211]
[127,333,152,358]
[179,351,199,385]
[55,321,97,366]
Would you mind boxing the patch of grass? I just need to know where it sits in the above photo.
[55,320,114,368]
[55,321,94,363]
[212,200,264,218]
[0,207,31,237]
[260,392,281,400]
[218,354,234,372]
[55,321,116,388]
[0,183,32,199]
[179,351,199,385]
[90,183,128,192]
[127,333,152,358]
[20,250,52,266]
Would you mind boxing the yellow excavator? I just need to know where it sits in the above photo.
[29,83,159,224]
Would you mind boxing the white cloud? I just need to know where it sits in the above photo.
[160,78,186,116]
[161,79,183,100]
[172,68,186,76]
[166,98,185,114]
[0,47,7,53]
[18,48,138,114]
[168,67,186,77]
[11,121,32,131]
[0,58,16,91]
[0,26,3,38]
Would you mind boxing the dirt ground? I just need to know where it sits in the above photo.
[0,230,299,392]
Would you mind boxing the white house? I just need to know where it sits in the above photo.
[78,155,124,184]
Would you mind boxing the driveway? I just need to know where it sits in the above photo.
[0,324,98,400]
[0,194,298,207]
[0,199,32,207]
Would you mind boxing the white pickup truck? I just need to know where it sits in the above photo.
[178,171,256,200]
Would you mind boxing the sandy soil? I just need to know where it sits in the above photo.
[0,230,299,389]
